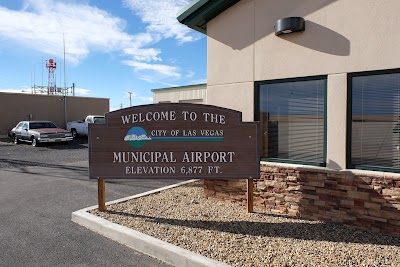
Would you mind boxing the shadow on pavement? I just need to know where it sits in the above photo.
[0,136,88,149]
[0,158,89,179]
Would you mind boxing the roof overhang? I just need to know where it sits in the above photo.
[151,83,207,92]
[177,0,241,34]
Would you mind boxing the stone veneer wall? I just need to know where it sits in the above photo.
[203,163,400,237]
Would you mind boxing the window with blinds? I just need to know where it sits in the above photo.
[349,70,400,171]
[256,76,326,166]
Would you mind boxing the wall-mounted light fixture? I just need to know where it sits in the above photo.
[275,17,305,36]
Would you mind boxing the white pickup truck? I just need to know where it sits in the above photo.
[67,115,105,137]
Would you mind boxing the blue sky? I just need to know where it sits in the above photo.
[0,0,206,111]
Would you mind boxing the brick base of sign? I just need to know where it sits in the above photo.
[203,163,400,237]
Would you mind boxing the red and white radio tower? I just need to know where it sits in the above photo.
[46,58,57,94]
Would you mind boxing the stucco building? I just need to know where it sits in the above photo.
[0,92,109,135]
[152,83,206,104]
[178,0,400,236]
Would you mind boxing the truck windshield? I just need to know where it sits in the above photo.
[93,117,105,124]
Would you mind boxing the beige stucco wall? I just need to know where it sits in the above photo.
[0,92,109,135]
[208,0,400,86]
[207,82,254,122]
[326,73,347,170]
[206,0,400,170]
[207,0,255,86]
[207,0,400,106]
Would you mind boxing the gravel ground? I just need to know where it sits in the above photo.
[92,181,400,267]
[0,136,88,169]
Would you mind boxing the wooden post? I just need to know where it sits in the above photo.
[98,179,106,211]
[247,178,254,213]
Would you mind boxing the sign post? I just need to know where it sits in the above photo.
[247,179,254,213]
[98,179,106,211]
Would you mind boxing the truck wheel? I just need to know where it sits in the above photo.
[31,136,39,147]
[71,129,78,138]
[13,135,20,144]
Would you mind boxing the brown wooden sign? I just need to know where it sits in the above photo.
[89,103,260,179]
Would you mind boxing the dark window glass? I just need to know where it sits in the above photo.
[258,77,326,165]
[29,123,40,129]
[29,122,57,129]
[45,122,57,128]
[350,71,400,171]
[93,117,105,124]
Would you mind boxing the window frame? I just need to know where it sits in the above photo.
[347,68,400,173]
[254,75,327,167]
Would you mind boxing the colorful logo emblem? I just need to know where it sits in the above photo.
[124,127,224,148]
[124,127,152,148]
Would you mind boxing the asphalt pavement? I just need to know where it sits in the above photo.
[0,137,182,267]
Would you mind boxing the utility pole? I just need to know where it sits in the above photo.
[128,92,133,106]
[63,33,67,94]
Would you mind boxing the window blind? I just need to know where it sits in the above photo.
[351,72,400,170]
[259,78,326,165]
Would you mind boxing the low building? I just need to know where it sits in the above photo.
[178,0,400,236]
[152,83,206,104]
[0,92,109,135]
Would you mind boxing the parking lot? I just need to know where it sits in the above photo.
[0,135,89,169]
[0,134,181,267]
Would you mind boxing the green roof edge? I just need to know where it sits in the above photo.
[177,0,240,34]
[151,83,207,92]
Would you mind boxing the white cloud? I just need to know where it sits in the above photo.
[123,0,202,44]
[138,76,178,87]
[0,0,144,64]
[124,91,138,98]
[123,60,181,79]
[111,91,153,111]
[137,76,155,83]
[123,91,153,104]
[135,96,153,103]
[0,88,32,94]
[73,87,91,96]
[0,0,202,84]
[186,70,195,78]
[0,86,91,96]
[123,47,161,62]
